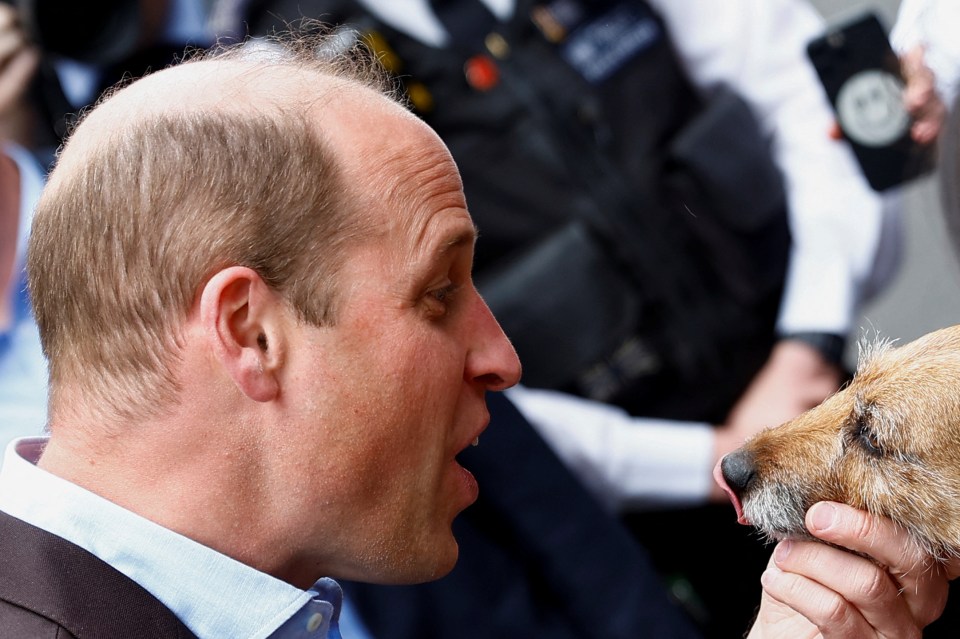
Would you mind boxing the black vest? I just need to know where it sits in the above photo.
[247,0,790,423]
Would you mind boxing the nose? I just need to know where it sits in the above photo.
[467,291,522,391]
[720,449,757,496]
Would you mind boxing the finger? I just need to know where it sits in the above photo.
[806,502,949,628]
[900,45,927,82]
[903,78,936,114]
[771,537,922,637]
[762,556,876,638]
[827,121,843,141]
[911,119,940,145]
[751,590,821,638]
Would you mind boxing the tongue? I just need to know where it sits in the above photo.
[712,461,750,525]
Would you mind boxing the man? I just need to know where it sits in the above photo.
[4,34,522,635]
[0,32,951,638]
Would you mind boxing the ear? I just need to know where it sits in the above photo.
[199,266,287,402]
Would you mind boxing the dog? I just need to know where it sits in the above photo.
[715,324,960,562]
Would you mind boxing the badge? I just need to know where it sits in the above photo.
[559,3,661,83]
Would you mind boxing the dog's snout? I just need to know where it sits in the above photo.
[720,450,756,495]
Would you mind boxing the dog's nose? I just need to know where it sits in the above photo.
[720,449,756,495]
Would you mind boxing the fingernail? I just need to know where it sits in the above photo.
[810,502,837,532]
[774,540,792,563]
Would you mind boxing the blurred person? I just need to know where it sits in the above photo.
[0,144,46,450]
[234,0,899,633]
[0,3,46,450]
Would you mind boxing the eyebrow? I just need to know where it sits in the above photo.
[440,224,479,254]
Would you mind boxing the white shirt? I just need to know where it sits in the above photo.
[348,0,893,507]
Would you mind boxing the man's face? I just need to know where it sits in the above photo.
[279,90,521,585]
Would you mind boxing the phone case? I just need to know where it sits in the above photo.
[806,13,934,191]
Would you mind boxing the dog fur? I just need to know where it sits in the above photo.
[716,325,960,562]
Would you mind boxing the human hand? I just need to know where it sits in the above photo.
[900,45,946,145]
[746,502,952,638]
[711,340,842,500]
[825,45,945,146]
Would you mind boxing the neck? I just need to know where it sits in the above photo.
[37,400,299,581]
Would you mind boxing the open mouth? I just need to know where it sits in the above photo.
[713,462,750,525]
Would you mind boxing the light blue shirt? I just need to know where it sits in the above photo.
[0,145,48,451]
[0,437,344,639]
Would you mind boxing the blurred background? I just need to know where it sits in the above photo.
[812,0,960,363]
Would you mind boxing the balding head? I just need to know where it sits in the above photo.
[27,34,402,423]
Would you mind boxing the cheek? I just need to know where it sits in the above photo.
[344,343,460,464]
[329,312,472,475]
[377,324,467,400]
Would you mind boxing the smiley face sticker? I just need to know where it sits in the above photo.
[835,69,910,147]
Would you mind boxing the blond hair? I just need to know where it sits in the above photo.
[27,32,397,419]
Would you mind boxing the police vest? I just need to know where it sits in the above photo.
[247,0,791,423]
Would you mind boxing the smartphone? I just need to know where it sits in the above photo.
[807,12,935,192]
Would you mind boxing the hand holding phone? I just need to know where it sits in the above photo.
[807,13,935,192]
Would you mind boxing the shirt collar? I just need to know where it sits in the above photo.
[0,437,342,639]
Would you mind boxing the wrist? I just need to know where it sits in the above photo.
[778,331,846,368]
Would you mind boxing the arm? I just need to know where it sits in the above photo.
[507,365,843,509]
[504,385,715,510]
[748,502,953,638]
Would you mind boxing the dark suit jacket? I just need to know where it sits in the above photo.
[0,509,197,638]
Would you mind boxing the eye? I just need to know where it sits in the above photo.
[431,284,457,303]
[423,282,461,318]
[854,418,883,457]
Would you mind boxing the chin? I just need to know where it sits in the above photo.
[379,537,460,585]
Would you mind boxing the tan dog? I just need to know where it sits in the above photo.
[715,325,960,562]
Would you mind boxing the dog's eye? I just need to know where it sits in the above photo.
[855,420,884,457]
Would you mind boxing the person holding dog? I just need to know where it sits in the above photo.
[0,30,953,638]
